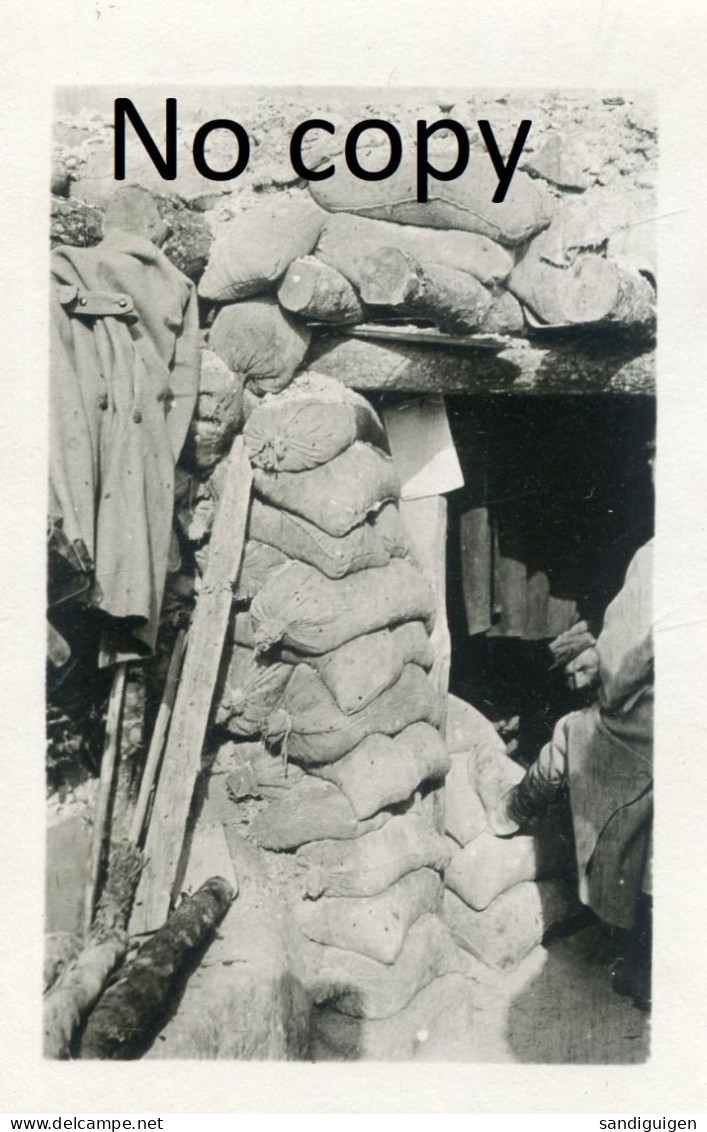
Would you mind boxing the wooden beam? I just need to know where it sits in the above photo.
[130,437,253,935]
[307,333,655,396]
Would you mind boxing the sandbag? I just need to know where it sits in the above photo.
[446,695,523,813]
[479,288,526,335]
[311,722,450,820]
[300,913,467,1019]
[234,541,290,603]
[445,822,572,912]
[249,499,409,579]
[216,647,293,736]
[311,972,475,1061]
[248,775,390,850]
[232,610,256,649]
[444,746,488,847]
[198,199,325,303]
[225,741,306,802]
[244,395,387,472]
[297,812,450,899]
[443,881,577,972]
[254,368,383,409]
[251,558,435,655]
[209,298,311,395]
[264,662,438,765]
[527,184,655,269]
[310,157,551,246]
[282,621,433,715]
[181,349,245,472]
[252,441,401,537]
[295,867,442,965]
[315,213,513,287]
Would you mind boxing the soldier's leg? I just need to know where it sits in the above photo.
[488,714,571,836]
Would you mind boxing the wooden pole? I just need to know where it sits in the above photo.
[82,662,127,938]
[129,628,188,846]
[130,436,253,935]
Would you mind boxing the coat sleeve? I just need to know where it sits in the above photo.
[166,278,200,462]
[596,541,653,715]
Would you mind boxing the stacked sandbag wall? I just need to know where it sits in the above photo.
[202,374,472,1051]
[55,94,657,344]
[441,695,579,973]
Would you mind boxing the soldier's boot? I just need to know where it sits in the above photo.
[488,759,565,837]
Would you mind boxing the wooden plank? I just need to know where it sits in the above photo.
[459,505,493,637]
[129,628,188,846]
[83,662,127,937]
[130,437,252,935]
[307,333,656,396]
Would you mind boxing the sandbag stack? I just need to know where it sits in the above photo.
[441,695,578,973]
[58,95,657,350]
[206,373,470,1048]
[193,137,653,348]
[197,186,528,344]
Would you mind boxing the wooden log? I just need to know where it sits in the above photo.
[479,289,525,336]
[509,251,656,331]
[43,839,142,1058]
[44,932,81,994]
[79,877,235,1060]
[307,334,656,396]
[148,823,310,1060]
[111,666,147,841]
[130,436,253,935]
[359,247,492,334]
[44,936,128,1059]
[278,256,364,323]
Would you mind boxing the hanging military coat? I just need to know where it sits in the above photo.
[49,231,199,660]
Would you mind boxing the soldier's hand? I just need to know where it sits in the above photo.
[550,620,597,667]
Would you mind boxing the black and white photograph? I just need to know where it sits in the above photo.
[43,86,658,1065]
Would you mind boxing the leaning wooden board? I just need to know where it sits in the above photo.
[130,437,252,935]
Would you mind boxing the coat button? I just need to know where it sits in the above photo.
[97,394,109,410]
[118,298,128,309]
[79,297,87,306]
[133,410,142,423]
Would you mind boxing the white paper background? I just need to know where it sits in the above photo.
[2,0,707,1115]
